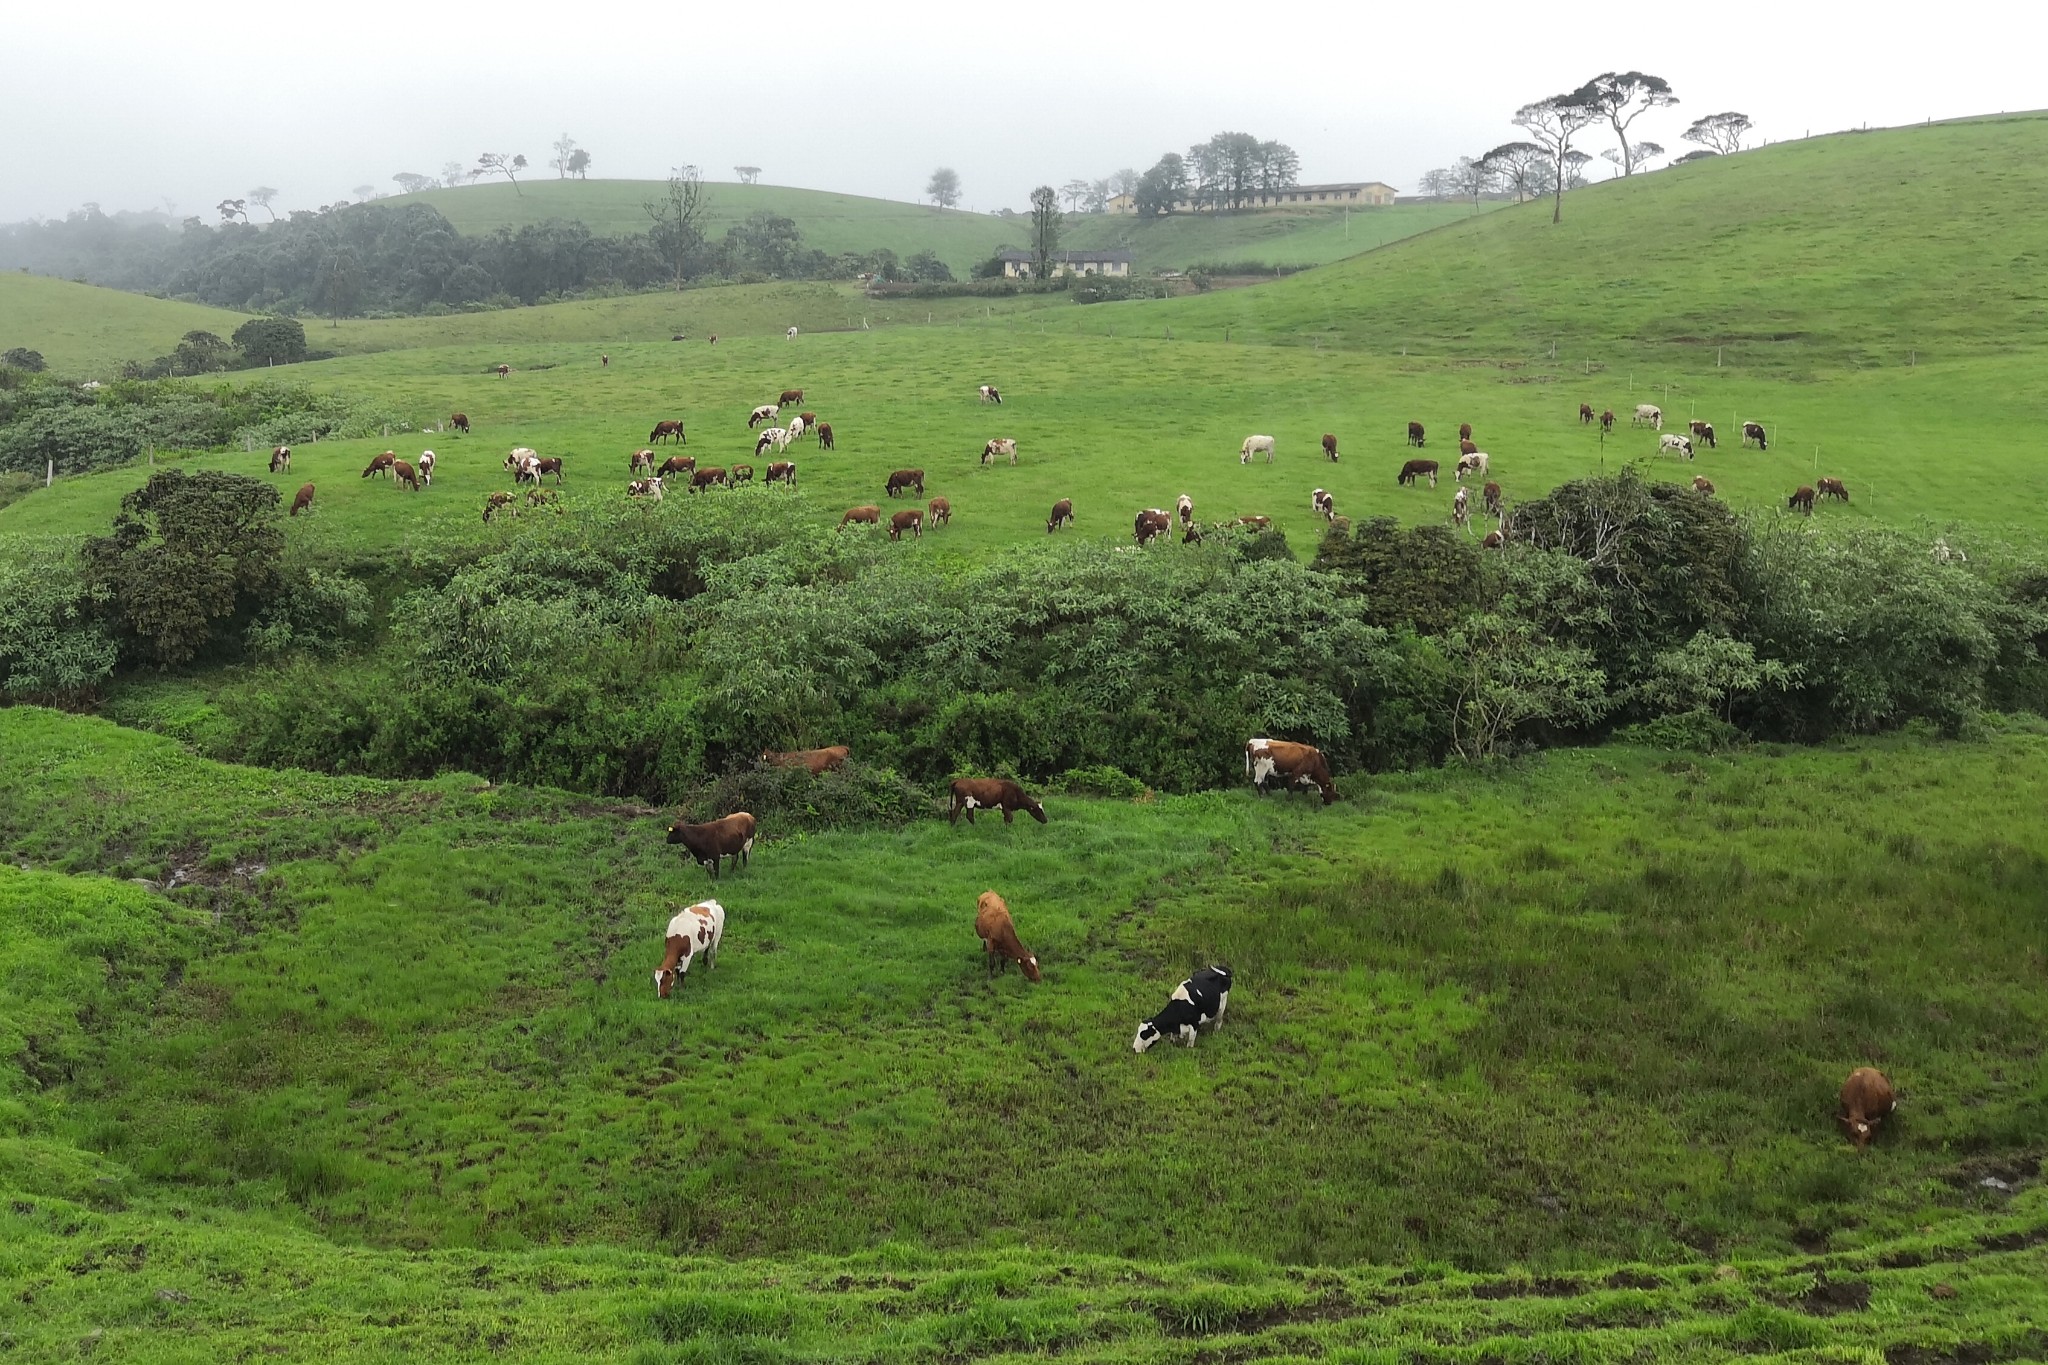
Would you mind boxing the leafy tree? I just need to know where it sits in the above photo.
[1683,111,1752,156]
[0,348,46,373]
[319,247,365,317]
[1255,140,1301,197]
[1672,149,1718,165]
[550,134,580,178]
[1416,167,1453,198]
[81,469,284,667]
[246,186,279,220]
[1562,149,1594,189]
[1639,632,1794,722]
[1058,179,1091,213]
[1603,140,1664,171]
[1311,517,1481,635]
[1573,71,1678,177]
[904,249,952,283]
[725,211,804,276]
[231,317,308,366]
[734,165,762,185]
[1028,185,1061,280]
[392,172,435,195]
[1479,142,1547,201]
[643,165,708,288]
[169,330,234,375]
[439,161,469,187]
[216,198,248,223]
[1513,93,1601,222]
[1447,155,1497,207]
[566,148,591,178]
[926,167,961,209]
[1108,167,1140,199]
[0,561,117,703]
[474,152,528,194]
[1134,153,1190,216]
[352,184,377,203]
[1439,612,1609,761]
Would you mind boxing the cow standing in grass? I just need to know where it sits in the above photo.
[654,900,725,997]
[949,778,1046,826]
[667,812,757,878]
[1133,967,1232,1053]
[1245,738,1335,804]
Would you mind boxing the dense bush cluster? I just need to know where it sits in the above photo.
[9,470,2048,801]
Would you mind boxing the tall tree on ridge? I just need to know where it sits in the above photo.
[1513,93,1601,222]
[1574,72,1678,177]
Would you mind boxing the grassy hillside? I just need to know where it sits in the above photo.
[0,273,253,377]
[4,705,2046,1354]
[1063,200,1489,270]
[1083,114,2048,370]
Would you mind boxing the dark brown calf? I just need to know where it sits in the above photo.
[1789,485,1816,514]
[1047,498,1073,533]
[1321,432,1338,461]
[290,482,316,517]
[778,388,803,407]
[1459,438,1478,457]
[658,454,695,478]
[1579,403,1595,424]
[840,504,880,528]
[666,811,758,878]
[889,509,923,540]
[761,746,850,775]
[816,422,835,451]
[691,467,728,493]
[1406,421,1425,448]
[393,459,419,491]
[885,468,924,498]
[1458,422,1472,442]
[450,412,470,434]
[1600,409,1615,432]
[949,779,1045,826]
[1818,477,1849,502]
[1482,480,1502,517]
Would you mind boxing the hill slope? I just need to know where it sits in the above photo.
[0,273,253,377]
[1112,114,2048,370]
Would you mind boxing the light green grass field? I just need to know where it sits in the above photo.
[0,273,255,377]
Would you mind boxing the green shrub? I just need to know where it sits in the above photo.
[1054,765,1149,798]
[1615,709,1743,752]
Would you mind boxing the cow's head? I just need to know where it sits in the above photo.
[1836,1112,1881,1147]
[665,821,689,845]
[1020,954,1042,983]
[1025,797,1047,824]
[1133,1021,1163,1053]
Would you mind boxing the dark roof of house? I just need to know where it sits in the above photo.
[996,249,1133,263]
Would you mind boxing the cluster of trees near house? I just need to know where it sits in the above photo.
[991,132,1304,220]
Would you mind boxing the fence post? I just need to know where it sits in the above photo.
[47,458,54,488]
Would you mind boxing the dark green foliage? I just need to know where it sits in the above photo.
[81,469,283,666]
[1,346,46,372]
[1312,515,1482,633]
[231,316,308,366]
[0,559,116,702]
[681,760,931,830]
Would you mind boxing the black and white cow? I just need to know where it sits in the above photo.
[1133,966,1233,1052]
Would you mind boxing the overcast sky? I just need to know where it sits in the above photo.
[4,0,2039,223]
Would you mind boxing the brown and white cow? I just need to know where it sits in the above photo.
[483,490,517,522]
[289,482,316,517]
[1134,508,1172,546]
[649,420,686,445]
[1837,1066,1896,1148]
[1818,477,1849,502]
[1689,419,1717,449]
[885,468,924,498]
[1321,432,1339,461]
[840,504,881,528]
[495,364,511,377]
[978,384,1002,404]
[1742,421,1768,450]
[1177,493,1194,529]
[982,438,1017,466]
[417,450,435,486]
[1312,488,1335,521]
[1047,498,1074,533]
[631,449,656,474]
[667,811,757,878]
[1398,458,1438,488]
[1406,421,1426,448]
[748,404,778,429]
[269,445,292,473]
[761,745,850,775]
[654,899,725,997]
[627,477,665,501]
[535,456,565,484]
[690,467,728,493]
[816,422,836,451]
[949,778,1045,826]
[1245,738,1335,804]
[363,451,396,479]
[778,388,804,408]
[766,460,797,486]
[927,496,951,528]
[1693,475,1716,495]
[889,508,923,540]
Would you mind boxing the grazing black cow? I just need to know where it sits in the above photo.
[1133,966,1233,1052]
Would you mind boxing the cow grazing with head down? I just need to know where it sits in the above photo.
[840,504,880,528]
[1600,408,1616,433]
[784,415,807,443]
[886,468,924,498]
[748,404,779,429]
[667,811,757,878]
[983,438,1017,466]
[658,454,695,478]
[1459,438,1479,458]
[1459,423,1473,442]
[1838,1067,1897,1148]
[269,445,292,473]
[1483,480,1502,517]
[1579,403,1595,425]
[1133,966,1231,1053]
[798,411,817,433]
[393,459,419,491]
[1312,488,1335,521]
[504,448,541,485]
[1633,404,1663,430]
[766,460,797,486]
[417,451,435,486]
[632,449,656,474]
[778,389,804,408]
[1659,433,1695,459]
[1398,458,1439,488]
[1135,508,1172,546]
[1322,432,1339,461]
[1789,485,1816,514]
[1047,498,1074,533]
[363,451,396,479]
[762,745,849,775]
[1818,477,1849,502]
[690,467,728,493]
[975,892,1040,982]
[654,899,725,997]
[1693,475,1716,495]
[978,384,1002,404]
[1456,451,1490,480]
[729,463,755,486]
[627,477,665,501]
[1742,421,1768,450]
[483,490,517,522]
[1245,738,1335,804]
[890,508,923,540]
[1240,434,1275,464]
[1177,493,1194,528]
[755,427,790,457]
[950,778,1046,826]
[927,496,951,528]
[1407,421,1426,448]
[1689,420,1716,448]
[495,364,511,378]
[449,412,470,435]
[816,422,835,450]
[290,482,316,517]
[1482,528,1505,549]
[649,420,686,445]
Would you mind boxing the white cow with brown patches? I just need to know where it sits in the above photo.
[654,899,725,997]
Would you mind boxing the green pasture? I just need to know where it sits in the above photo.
[0,273,254,378]
[4,328,2041,565]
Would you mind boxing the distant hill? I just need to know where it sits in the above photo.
[0,274,252,377]
[391,179,1484,274]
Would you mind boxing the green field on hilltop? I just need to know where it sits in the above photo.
[0,272,254,377]
[5,706,2046,1358]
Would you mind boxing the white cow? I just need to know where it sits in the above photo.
[654,899,725,997]
[1633,404,1663,430]
[755,427,791,457]
[982,438,1017,466]
[978,384,1003,404]
[1240,434,1276,464]
[505,447,541,486]
[417,450,436,486]
[785,414,807,442]
[1659,433,1695,459]
[748,404,779,429]
[1455,451,1490,481]
[786,327,799,339]
[627,476,665,501]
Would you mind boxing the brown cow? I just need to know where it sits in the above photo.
[798,411,817,432]
[289,482,316,517]
[949,778,1046,826]
[495,364,510,377]
[658,454,695,478]
[666,811,757,878]
[393,459,419,491]
[840,504,880,528]
[886,468,924,498]
[975,891,1040,982]
[1459,437,1478,457]
[449,412,470,434]
[778,388,803,408]
[889,508,923,541]
[1245,738,1336,804]
[1689,419,1717,449]
[690,467,728,493]
[765,460,797,486]
[535,457,565,484]
[1134,508,1172,546]
[1047,498,1074,533]
[1406,421,1425,447]
[1693,475,1716,495]
[761,746,849,775]
[1481,529,1504,549]
[269,445,292,473]
[1398,459,1439,488]
[1789,485,1816,514]
[1837,1067,1897,1148]
[927,496,951,528]
[1458,422,1472,442]
[649,420,686,445]
[1818,477,1850,502]
[729,463,755,485]
[1600,409,1616,433]
[483,490,517,523]
[1579,403,1595,424]
[817,422,835,451]
[1482,480,1503,517]
[362,451,396,479]
[1321,432,1339,461]
[631,449,656,474]
[1230,515,1272,531]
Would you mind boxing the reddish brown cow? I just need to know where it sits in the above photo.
[1482,529,1504,548]
[975,891,1040,982]
[690,467,728,493]
[798,411,817,431]
[1321,432,1339,461]
[1482,480,1503,517]
[362,452,396,478]
[889,508,923,540]
[778,388,804,407]
[1398,458,1439,488]
[1458,422,1472,442]
[1818,477,1850,502]
[927,496,951,528]
[765,460,797,486]
[658,454,695,478]
[1245,738,1336,804]
[816,422,835,451]
[1837,1067,1897,1148]
[885,468,924,498]
[289,482,316,517]
[1407,421,1426,447]
[1134,508,1172,545]
[1789,485,1817,514]
[949,778,1046,826]
[1600,409,1616,433]
[1459,438,1479,457]
[666,811,758,878]
[393,459,419,491]
[649,420,686,445]
[449,412,470,434]
[761,745,850,775]
[1047,498,1074,533]
[495,364,510,377]
[840,504,880,528]
[1579,403,1595,424]
[1231,515,1271,531]
[1693,475,1716,495]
